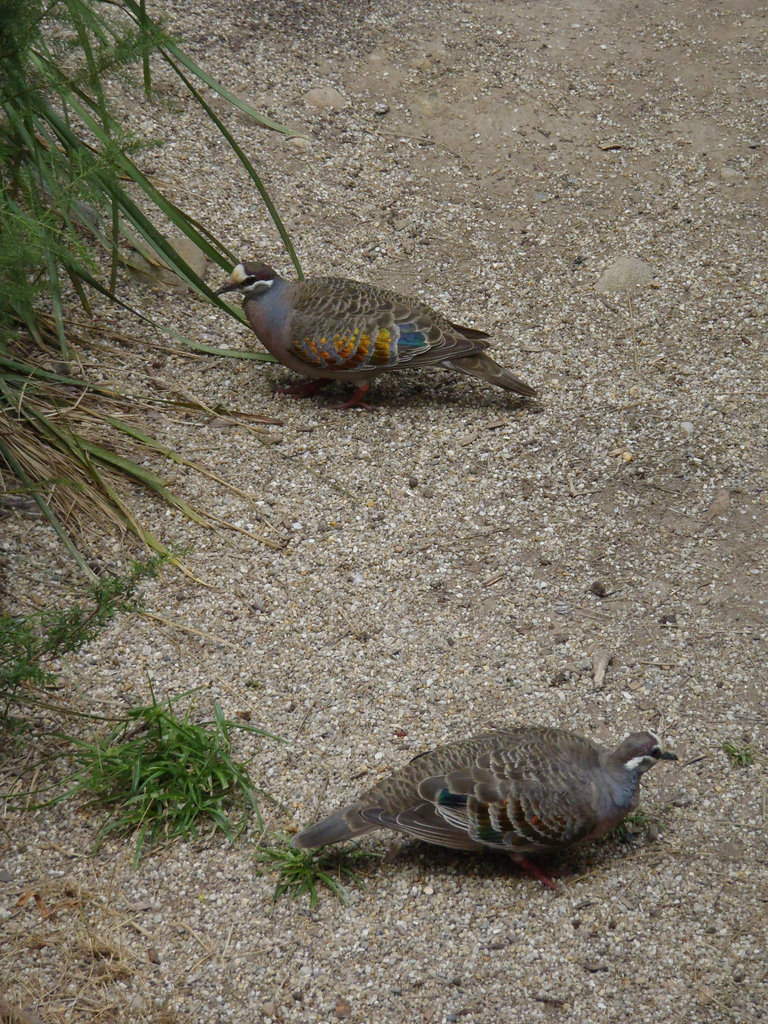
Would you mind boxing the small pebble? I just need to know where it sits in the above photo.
[304,86,347,109]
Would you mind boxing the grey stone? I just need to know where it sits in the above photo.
[595,257,655,294]
[304,87,347,110]
[287,136,312,151]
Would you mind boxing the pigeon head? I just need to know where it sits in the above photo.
[216,261,280,298]
[613,732,677,775]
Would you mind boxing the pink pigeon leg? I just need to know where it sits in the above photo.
[333,381,375,410]
[514,856,559,891]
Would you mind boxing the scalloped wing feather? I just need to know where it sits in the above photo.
[416,732,607,852]
[287,277,485,374]
[359,803,484,851]
[421,776,601,852]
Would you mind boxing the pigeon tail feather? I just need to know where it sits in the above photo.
[447,354,537,397]
[292,807,374,850]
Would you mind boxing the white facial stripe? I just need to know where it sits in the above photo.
[623,754,654,771]
[245,277,274,293]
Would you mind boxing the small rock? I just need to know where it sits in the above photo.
[304,86,347,109]
[0,869,13,882]
[704,488,730,520]
[373,101,390,115]
[595,256,654,295]
[583,960,607,973]
[590,581,607,598]
[334,997,352,1018]
[592,648,613,687]
[173,234,207,279]
[286,135,312,151]
[681,421,694,436]
[261,1002,276,1018]
[125,227,207,290]
[659,612,677,625]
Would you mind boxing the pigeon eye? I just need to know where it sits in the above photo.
[651,746,662,758]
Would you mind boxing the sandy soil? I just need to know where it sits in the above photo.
[2,1,767,1022]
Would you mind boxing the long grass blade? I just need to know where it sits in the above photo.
[76,439,210,527]
[138,0,152,99]
[159,52,304,280]
[162,43,296,135]
[174,339,275,361]
[121,0,297,137]
[0,439,97,580]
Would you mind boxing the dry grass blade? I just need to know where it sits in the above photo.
[0,994,49,1024]
[0,330,287,557]
[1,0,303,572]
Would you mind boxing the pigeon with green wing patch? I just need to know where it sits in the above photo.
[217,262,537,408]
[293,727,677,888]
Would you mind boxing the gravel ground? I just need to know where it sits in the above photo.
[2,1,767,1022]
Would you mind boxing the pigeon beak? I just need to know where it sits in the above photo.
[659,750,678,761]
[216,263,249,295]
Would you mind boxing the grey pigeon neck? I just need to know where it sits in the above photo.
[598,756,642,814]
[605,749,642,783]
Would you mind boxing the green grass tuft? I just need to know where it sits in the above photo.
[61,693,275,867]
[254,835,375,907]
[0,554,164,721]
[722,740,755,767]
